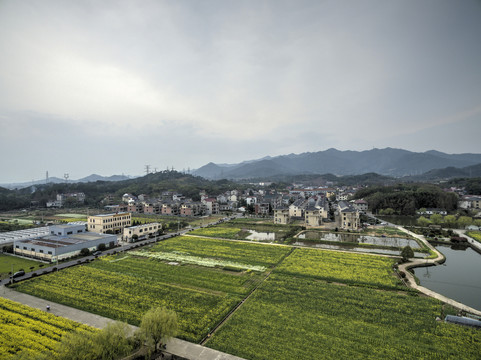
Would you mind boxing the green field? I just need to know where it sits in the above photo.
[10,232,481,359]
[0,254,43,279]
[207,274,481,360]
[276,247,400,289]
[12,235,291,342]
[0,297,95,360]
[189,221,302,242]
[144,236,291,267]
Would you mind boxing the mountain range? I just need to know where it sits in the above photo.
[193,148,481,180]
[0,174,132,190]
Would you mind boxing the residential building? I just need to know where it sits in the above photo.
[255,203,270,216]
[305,205,321,227]
[87,212,131,234]
[274,208,290,225]
[203,198,219,215]
[289,199,307,218]
[352,199,368,212]
[338,201,360,230]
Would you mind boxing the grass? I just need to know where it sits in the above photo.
[0,254,43,280]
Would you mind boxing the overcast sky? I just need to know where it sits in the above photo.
[1,0,481,183]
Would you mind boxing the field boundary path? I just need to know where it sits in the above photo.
[396,226,481,317]
[200,247,295,346]
[0,285,246,360]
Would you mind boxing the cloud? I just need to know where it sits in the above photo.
[0,0,481,182]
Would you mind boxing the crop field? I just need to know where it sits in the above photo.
[0,297,94,359]
[11,234,291,343]
[207,274,481,360]
[190,221,302,242]
[276,247,400,289]
[189,226,245,239]
[13,261,242,342]
[10,232,481,359]
[144,236,291,267]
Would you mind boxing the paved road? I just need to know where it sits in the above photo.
[1,217,246,360]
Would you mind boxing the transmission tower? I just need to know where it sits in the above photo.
[144,165,151,175]
[64,173,69,182]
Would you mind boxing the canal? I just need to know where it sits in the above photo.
[415,244,481,312]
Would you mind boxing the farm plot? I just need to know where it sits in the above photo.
[12,236,289,342]
[144,236,291,267]
[191,221,301,242]
[276,247,400,289]
[207,274,481,360]
[0,297,94,360]
[13,263,241,342]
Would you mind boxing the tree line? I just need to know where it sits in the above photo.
[354,184,458,215]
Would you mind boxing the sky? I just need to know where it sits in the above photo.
[1,0,481,183]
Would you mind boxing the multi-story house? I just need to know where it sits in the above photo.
[338,201,360,230]
[255,203,270,216]
[274,208,290,225]
[289,199,307,219]
[305,205,321,227]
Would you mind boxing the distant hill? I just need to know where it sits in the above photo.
[193,148,481,180]
[405,163,481,181]
[0,174,132,190]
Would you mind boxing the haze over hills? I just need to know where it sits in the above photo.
[0,174,132,190]
[193,148,481,180]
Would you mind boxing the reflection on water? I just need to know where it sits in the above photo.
[297,231,420,248]
[416,245,481,311]
[246,230,276,241]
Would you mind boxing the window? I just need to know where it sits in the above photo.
[40,249,44,253]
[67,231,73,235]
[23,247,27,250]
[48,251,52,255]
[15,245,19,248]
[31,248,35,251]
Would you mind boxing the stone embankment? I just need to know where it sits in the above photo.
[396,226,481,317]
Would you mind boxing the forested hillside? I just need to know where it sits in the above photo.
[354,184,458,215]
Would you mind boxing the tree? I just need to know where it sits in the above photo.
[97,243,106,251]
[444,215,457,228]
[417,216,431,227]
[430,214,443,225]
[80,248,90,256]
[55,322,133,360]
[139,307,178,352]
[457,216,473,229]
[401,246,414,262]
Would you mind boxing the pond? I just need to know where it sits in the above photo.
[246,230,276,241]
[292,241,428,258]
[297,231,421,249]
[415,245,481,312]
